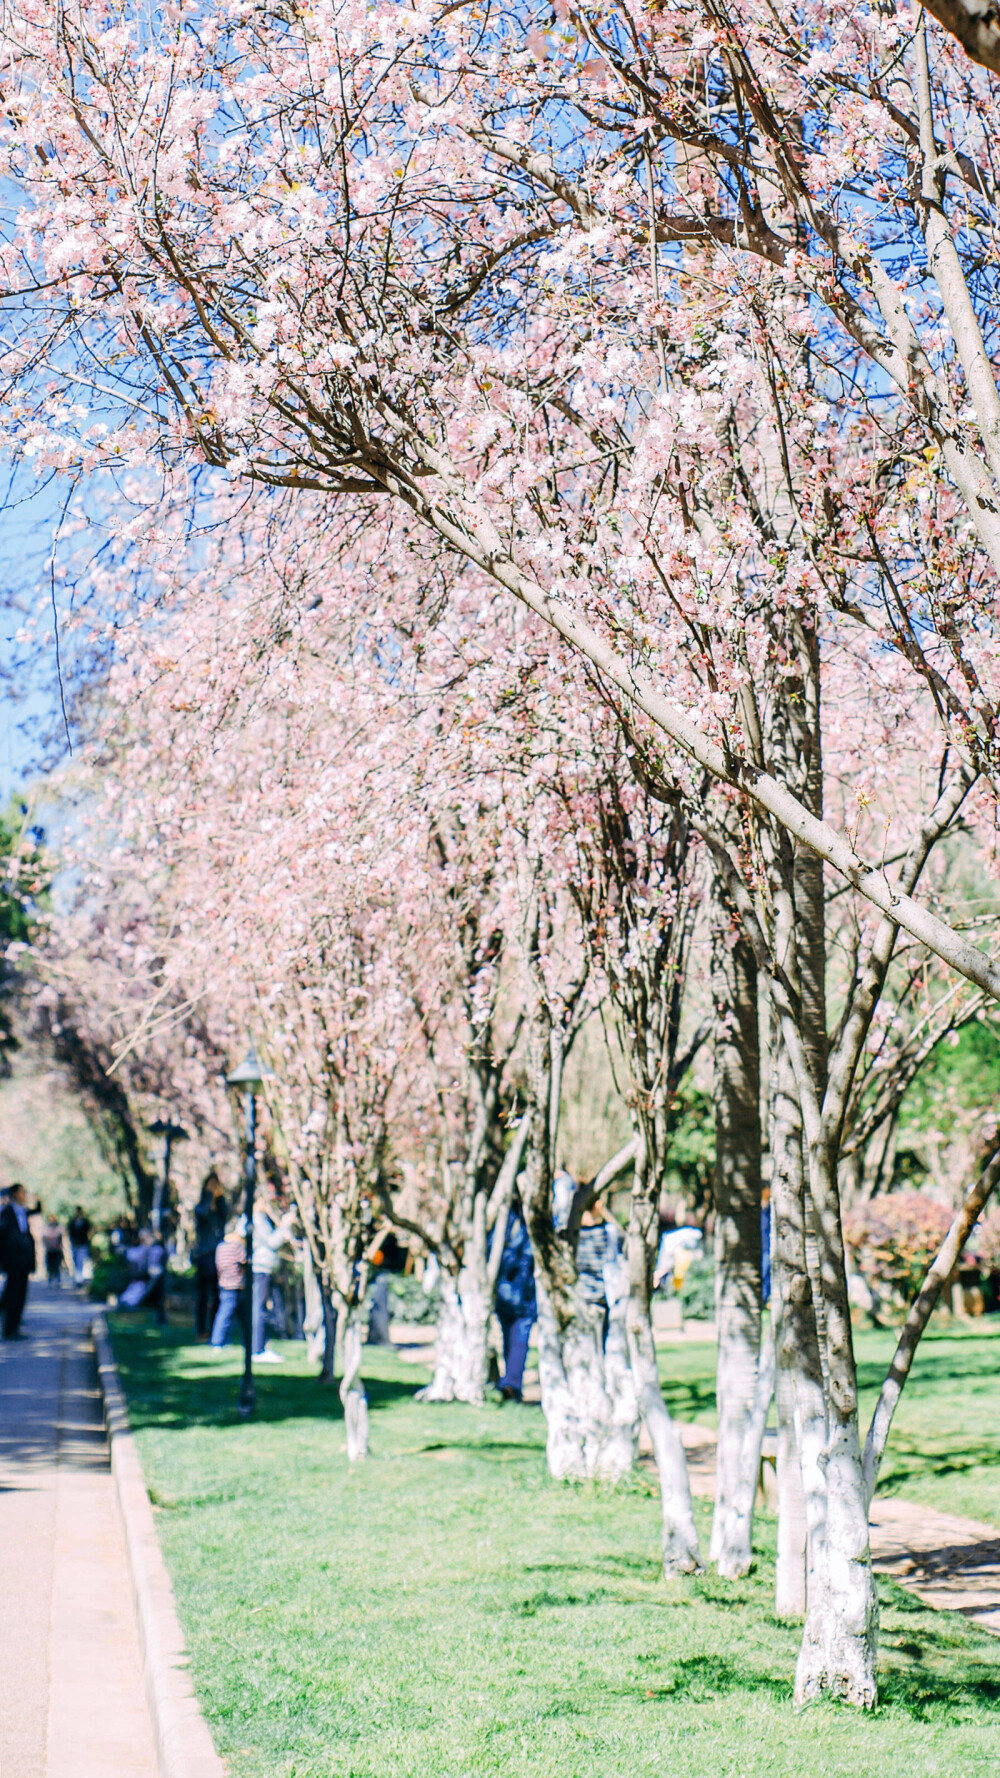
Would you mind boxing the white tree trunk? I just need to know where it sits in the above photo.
[303,1242,325,1364]
[625,1293,701,1575]
[769,1022,825,1620]
[720,1320,774,1580]
[774,1354,807,1617]
[416,1266,490,1404]
[303,1245,337,1380]
[340,1308,369,1462]
[534,1276,638,1481]
[712,1279,765,1577]
[709,875,765,1578]
[794,1422,878,1708]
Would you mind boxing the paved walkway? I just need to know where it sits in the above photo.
[0,1287,157,1778]
[868,1497,1000,1633]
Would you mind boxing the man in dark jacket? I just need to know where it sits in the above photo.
[0,1183,37,1339]
[494,1199,537,1401]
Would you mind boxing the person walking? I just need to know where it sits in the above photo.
[42,1215,65,1286]
[67,1205,92,1285]
[210,1217,247,1348]
[575,1191,620,1349]
[251,1198,296,1364]
[494,1197,537,1401]
[0,1184,38,1339]
[192,1172,227,1341]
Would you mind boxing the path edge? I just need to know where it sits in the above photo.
[92,1312,226,1778]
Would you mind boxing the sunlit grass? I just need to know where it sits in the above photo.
[114,1320,1000,1778]
[657,1318,1000,1527]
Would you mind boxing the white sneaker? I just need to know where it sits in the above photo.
[255,1349,283,1364]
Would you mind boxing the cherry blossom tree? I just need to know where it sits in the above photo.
[3,0,1000,1691]
[3,0,1000,1011]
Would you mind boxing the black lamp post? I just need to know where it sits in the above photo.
[149,1117,187,1237]
[226,1046,269,1419]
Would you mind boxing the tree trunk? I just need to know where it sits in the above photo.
[303,1244,337,1381]
[339,1306,369,1461]
[416,1262,491,1403]
[319,1282,338,1385]
[709,874,764,1578]
[770,1027,825,1621]
[794,1413,877,1707]
[533,1269,638,1479]
[774,1344,808,1617]
[626,1296,701,1572]
[794,1135,878,1707]
[624,1130,701,1572]
[519,937,638,1480]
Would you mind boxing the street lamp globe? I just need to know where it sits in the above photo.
[226,1046,269,1092]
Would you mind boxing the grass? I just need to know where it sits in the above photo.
[113,1317,1000,1778]
[656,1317,1000,1527]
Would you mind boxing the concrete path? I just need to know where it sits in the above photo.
[868,1497,1000,1633]
[0,1286,158,1778]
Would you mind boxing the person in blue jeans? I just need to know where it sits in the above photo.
[494,1198,537,1401]
[211,1220,247,1348]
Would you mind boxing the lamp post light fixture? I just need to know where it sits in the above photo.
[226,1046,271,1419]
[149,1117,188,1238]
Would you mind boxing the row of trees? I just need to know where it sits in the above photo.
[1,0,999,1712]
[31,496,994,1709]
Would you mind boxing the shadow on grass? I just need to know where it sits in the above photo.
[855,1343,1000,1397]
[658,1379,717,1421]
[525,1555,663,1579]
[646,1654,791,1703]
[110,1319,419,1430]
[879,1647,1000,1718]
[877,1441,1000,1492]
[113,1319,1000,1732]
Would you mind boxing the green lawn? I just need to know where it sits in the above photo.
[112,1318,1000,1778]
[657,1318,1000,1527]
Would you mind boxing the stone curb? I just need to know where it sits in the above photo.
[92,1313,226,1778]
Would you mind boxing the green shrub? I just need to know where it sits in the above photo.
[89,1250,130,1302]
[383,1272,441,1325]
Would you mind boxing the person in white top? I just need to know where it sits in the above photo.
[251,1199,296,1363]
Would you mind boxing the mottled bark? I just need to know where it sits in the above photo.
[303,1242,337,1381]
[525,1115,639,1480]
[319,1283,338,1385]
[418,1115,529,1404]
[417,1264,491,1403]
[769,1027,819,1620]
[794,1144,877,1708]
[516,885,638,1478]
[339,1306,369,1462]
[709,872,764,1578]
[626,1141,701,1572]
